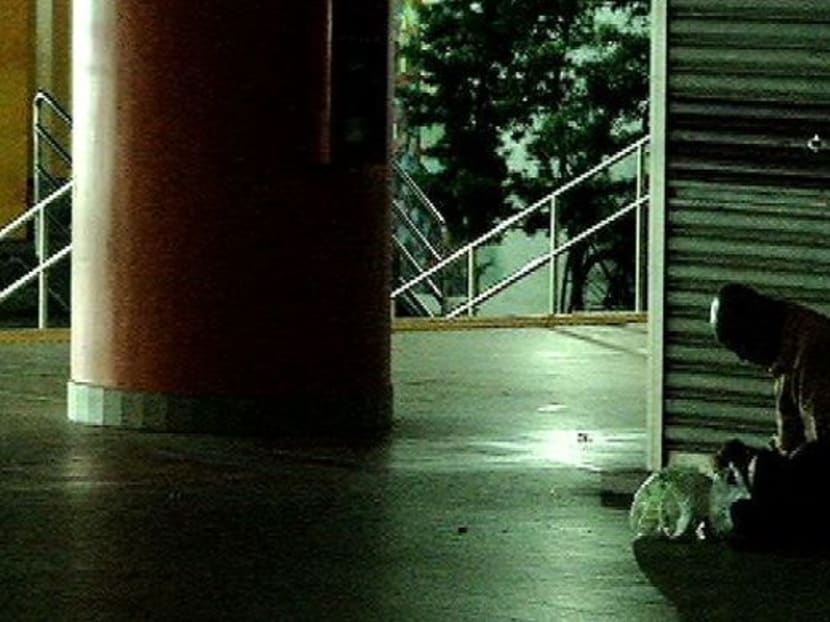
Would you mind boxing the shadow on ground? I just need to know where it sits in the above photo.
[634,538,830,621]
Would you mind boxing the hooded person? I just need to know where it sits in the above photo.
[710,283,830,456]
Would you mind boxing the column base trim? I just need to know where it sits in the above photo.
[67,381,393,437]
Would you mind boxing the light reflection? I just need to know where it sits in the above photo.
[388,429,645,472]
[533,429,645,471]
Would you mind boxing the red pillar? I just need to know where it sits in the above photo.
[69,1,392,435]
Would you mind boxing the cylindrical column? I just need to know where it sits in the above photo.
[68,1,393,436]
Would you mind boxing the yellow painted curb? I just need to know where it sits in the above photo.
[0,328,71,343]
[393,312,647,332]
[0,313,647,341]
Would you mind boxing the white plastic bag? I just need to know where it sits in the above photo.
[629,467,713,540]
[708,463,751,537]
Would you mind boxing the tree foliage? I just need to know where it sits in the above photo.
[396,0,649,310]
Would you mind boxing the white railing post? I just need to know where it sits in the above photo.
[36,205,48,328]
[467,246,475,317]
[32,96,40,206]
[33,96,49,328]
[548,196,557,315]
[634,143,645,313]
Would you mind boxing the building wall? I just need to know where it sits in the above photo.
[650,0,830,466]
[0,0,71,228]
[34,0,72,186]
[0,0,33,225]
[35,0,71,106]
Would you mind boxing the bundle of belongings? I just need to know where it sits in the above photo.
[630,440,830,553]
[631,283,830,552]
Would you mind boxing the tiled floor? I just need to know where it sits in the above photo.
[2,325,820,621]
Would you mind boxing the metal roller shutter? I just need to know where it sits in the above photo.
[661,0,830,458]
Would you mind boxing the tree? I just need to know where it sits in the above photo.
[396,0,521,241]
[396,0,649,310]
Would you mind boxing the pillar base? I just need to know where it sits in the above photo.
[67,381,393,437]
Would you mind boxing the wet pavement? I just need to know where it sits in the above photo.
[2,324,812,621]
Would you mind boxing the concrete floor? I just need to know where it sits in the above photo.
[2,325,825,621]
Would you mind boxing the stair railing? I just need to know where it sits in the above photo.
[393,162,447,230]
[0,91,73,326]
[32,90,73,327]
[392,161,451,316]
[391,135,649,317]
[0,181,73,305]
[5,95,648,324]
[447,194,648,318]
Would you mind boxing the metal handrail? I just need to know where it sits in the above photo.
[33,91,72,127]
[396,287,434,318]
[446,195,648,318]
[393,237,439,318]
[34,125,72,166]
[0,91,74,325]
[393,235,443,303]
[31,90,73,327]
[392,162,450,317]
[393,162,446,226]
[393,199,443,262]
[0,244,72,304]
[0,180,73,315]
[0,181,72,241]
[391,135,649,301]
[6,94,647,322]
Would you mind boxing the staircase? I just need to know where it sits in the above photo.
[391,136,650,318]
[391,162,452,317]
[0,91,72,328]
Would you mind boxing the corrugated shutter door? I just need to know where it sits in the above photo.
[664,0,830,456]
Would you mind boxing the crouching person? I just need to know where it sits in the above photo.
[710,283,830,456]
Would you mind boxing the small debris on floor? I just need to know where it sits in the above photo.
[457,526,469,535]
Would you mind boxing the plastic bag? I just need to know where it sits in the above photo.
[708,464,751,537]
[629,467,713,540]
